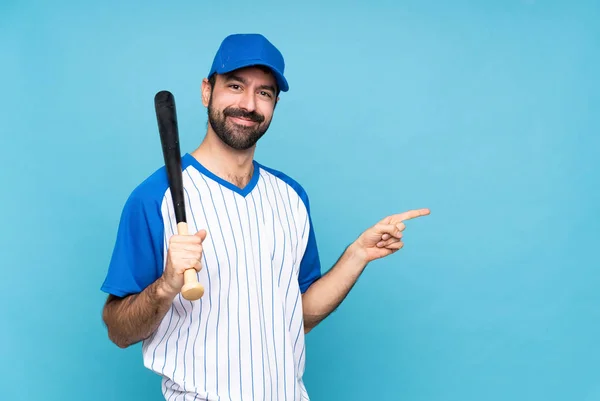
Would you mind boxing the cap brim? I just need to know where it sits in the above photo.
[216,59,289,92]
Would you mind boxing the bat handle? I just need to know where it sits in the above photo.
[177,221,205,301]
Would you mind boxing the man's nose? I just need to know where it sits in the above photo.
[237,90,256,112]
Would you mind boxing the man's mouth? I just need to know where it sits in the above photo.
[229,116,258,126]
[224,107,264,125]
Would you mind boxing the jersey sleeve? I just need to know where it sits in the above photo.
[297,191,322,293]
[100,189,165,297]
[298,215,322,293]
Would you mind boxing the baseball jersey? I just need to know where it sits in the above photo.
[101,153,322,401]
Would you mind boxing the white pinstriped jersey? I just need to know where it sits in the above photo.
[101,153,322,401]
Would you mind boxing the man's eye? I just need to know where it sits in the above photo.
[229,84,241,90]
[260,91,272,98]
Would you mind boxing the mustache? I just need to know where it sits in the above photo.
[223,107,265,123]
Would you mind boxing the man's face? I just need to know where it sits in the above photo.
[203,66,279,151]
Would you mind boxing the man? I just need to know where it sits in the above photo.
[101,33,429,401]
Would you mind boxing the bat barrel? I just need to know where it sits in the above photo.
[155,90,187,224]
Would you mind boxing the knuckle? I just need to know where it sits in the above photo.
[169,234,182,242]
[169,241,183,250]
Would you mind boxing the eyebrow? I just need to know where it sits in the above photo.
[224,74,276,94]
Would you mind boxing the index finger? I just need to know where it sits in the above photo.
[396,208,431,222]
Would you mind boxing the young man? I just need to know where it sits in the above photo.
[101,33,429,401]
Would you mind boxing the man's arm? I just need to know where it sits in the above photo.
[102,277,177,348]
[301,243,367,333]
[301,208,431,333]
[102,229,208,348]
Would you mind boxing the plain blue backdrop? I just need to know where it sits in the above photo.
[1,0,599,400]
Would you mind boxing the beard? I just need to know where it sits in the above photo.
[208,97,272,151]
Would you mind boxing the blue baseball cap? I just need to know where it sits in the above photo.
[208,33,289,92]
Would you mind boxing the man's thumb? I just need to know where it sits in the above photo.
[195,229,208,241]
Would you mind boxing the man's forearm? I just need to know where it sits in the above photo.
[302,242,368,333]
[102,277,176,348]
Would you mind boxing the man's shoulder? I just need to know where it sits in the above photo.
[257,162,306,192]
[255,161,312,209]
[124,164,171,209]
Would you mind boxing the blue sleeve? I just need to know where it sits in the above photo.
[297,192,322,293]
[101,189,165,298]
[298,216,322,293]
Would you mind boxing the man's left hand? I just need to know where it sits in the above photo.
[351,208,431,263]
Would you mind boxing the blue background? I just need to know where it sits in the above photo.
[1,0,599,400]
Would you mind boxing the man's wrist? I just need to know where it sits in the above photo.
[345,241,369,270]
[155,276,179,302]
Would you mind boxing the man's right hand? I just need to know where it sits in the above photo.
[159,229,208,297]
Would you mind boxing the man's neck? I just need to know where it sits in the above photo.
[190,132,256,189]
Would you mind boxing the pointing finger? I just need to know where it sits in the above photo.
[396,208,430,222]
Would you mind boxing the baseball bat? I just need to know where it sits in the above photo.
[154,90,205,301]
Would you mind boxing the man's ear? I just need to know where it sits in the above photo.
[201,78,212,107]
